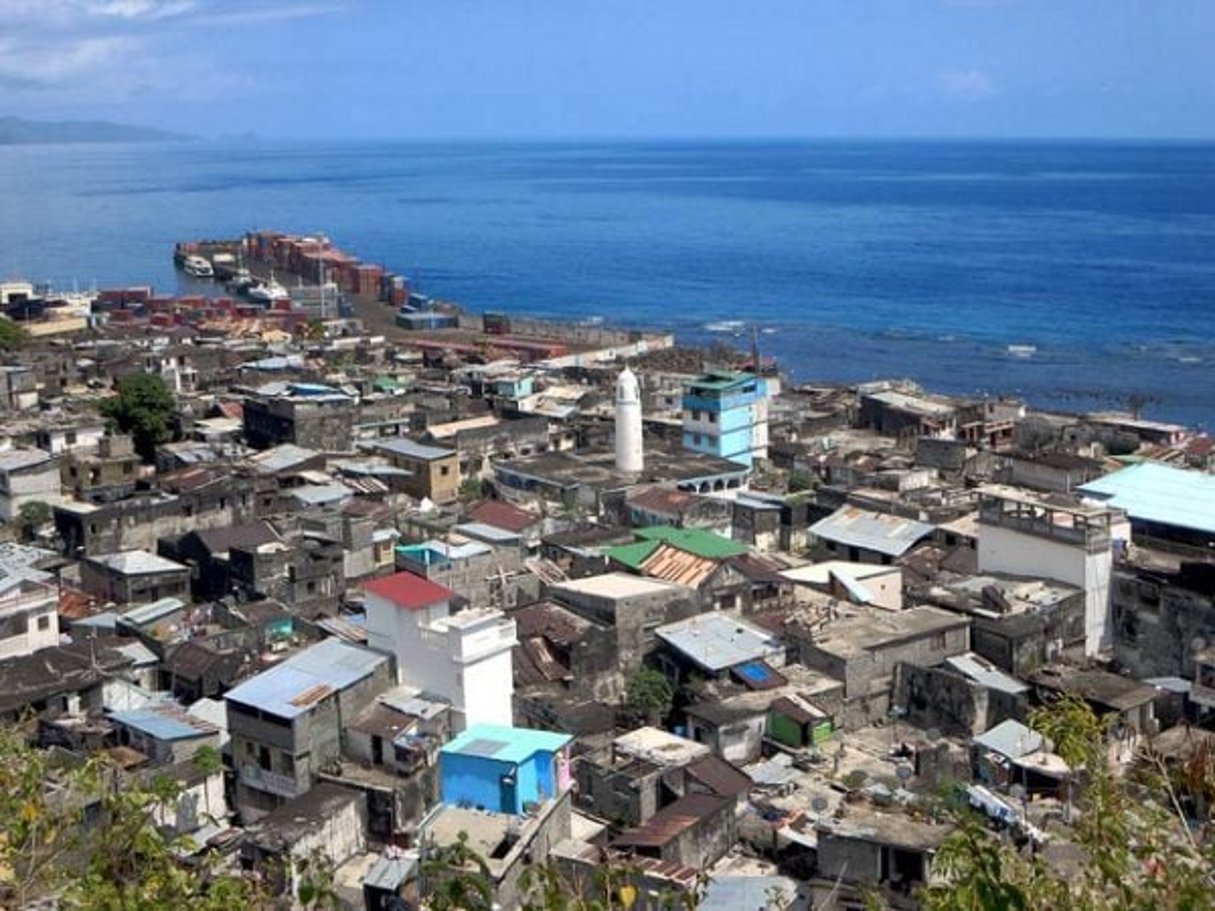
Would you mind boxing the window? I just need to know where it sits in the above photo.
[693,434,702,445]
[122,462,134,475]
[440,465,450,476]
[931,632,947,650]
[692,410,702,421]
[37,615,50,632]
[708,412,717,423]
[65,431,77,445]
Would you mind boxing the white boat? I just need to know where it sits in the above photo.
[182,255,214,278]
[246,276,290,304]
[1007,344,1037,359]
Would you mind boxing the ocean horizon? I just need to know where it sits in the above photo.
[2,138,1213,428]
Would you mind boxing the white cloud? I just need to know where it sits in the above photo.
[86,0,197,20]
[0,34,138,85]
[190,2,346,26]
[0,0,348,106]
[938,68,995,100]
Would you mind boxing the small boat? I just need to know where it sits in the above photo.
[1007,344,1037,359]
[246,275,290,304]
[182,255,214,278]
[705,320,746,333]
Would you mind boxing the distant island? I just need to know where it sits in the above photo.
[0,115,188,145]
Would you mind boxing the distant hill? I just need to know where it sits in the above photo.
[0,116,189,145]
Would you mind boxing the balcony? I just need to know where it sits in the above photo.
[239,763,301,799]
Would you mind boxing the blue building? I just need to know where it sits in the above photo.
[439,724,572,815]
[681,371,769,467]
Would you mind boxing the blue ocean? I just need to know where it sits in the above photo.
[2,139,1213,428]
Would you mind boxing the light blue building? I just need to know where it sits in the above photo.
[439,724,572,815]
[682,371,769,467]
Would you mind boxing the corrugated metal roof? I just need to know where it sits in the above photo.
[945,653,1028,696]
[290,483,353,506]
[110,705,217,741]
[91,550,188,576]
[452,522,521,544]
[0,449,53,472]
[118,597,188,627]
[364,571,454,611]
[468,500,540,534]
[611,793,728,848]
[633,526,748,559]
[809,506,935,557]
[440,723,571,764]
[656,612,785,673]
[363,854,416,892]
[224,638,388,720]
[973,719,1043,759]
[371,438,455,461]
[641,543,719,588]
[1079,461,1215,536]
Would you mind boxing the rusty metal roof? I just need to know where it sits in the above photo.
[641,542,719,588]
[611,793,729,849]
[685,755,752,799]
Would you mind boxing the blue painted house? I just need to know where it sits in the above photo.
[681,371,769,467]
[439,724,572,815]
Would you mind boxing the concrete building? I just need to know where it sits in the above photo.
[0,448,61,522]
[813,805,953,910]
[109,704,220,765]
[615,366,644,473]
[0,365,38,411]
[681,370,769,467]
[241,784,368,906]
[438,723,572,814]
[61,434,141,503]
[79,550,191,605]
[549,572,698,675]
[224,638,393,819]
[243,383,356,451]
[977,485,1126,656]
[788,604,970,728]
[364,571,517,729]
[365,438,460,504]
[0,576,59,661]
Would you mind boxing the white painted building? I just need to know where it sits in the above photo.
[0,576,59,660]
[977,485,1128,657]
[364,571,517,730]
[0,449,62,522]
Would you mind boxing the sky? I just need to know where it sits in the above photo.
[1,0,1213,140]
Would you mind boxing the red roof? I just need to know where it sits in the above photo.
[363,571,454,611]
[469,500,540,534]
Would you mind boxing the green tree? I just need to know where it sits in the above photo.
[917,696,1215,911]
[0,317,29,351]
[0,724,269,910]
[625,667,675,726]
[16,500,52,540]
[100,373,177,463]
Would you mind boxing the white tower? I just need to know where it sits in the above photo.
[615,366,644,473]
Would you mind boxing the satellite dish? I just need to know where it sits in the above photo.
[926,728,941,743]
[896,765,913,782]
[1191,636,1208,655]
[811,796,829,813]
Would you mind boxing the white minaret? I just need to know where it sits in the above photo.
[615,365,644,473]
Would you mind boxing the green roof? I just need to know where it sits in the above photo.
[605,540,661,570]
[373,376,408,392]
[606,526,748,568]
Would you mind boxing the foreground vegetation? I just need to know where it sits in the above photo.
[1,697,1211,910]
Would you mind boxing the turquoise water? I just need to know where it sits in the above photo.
[2,139,1213,426]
